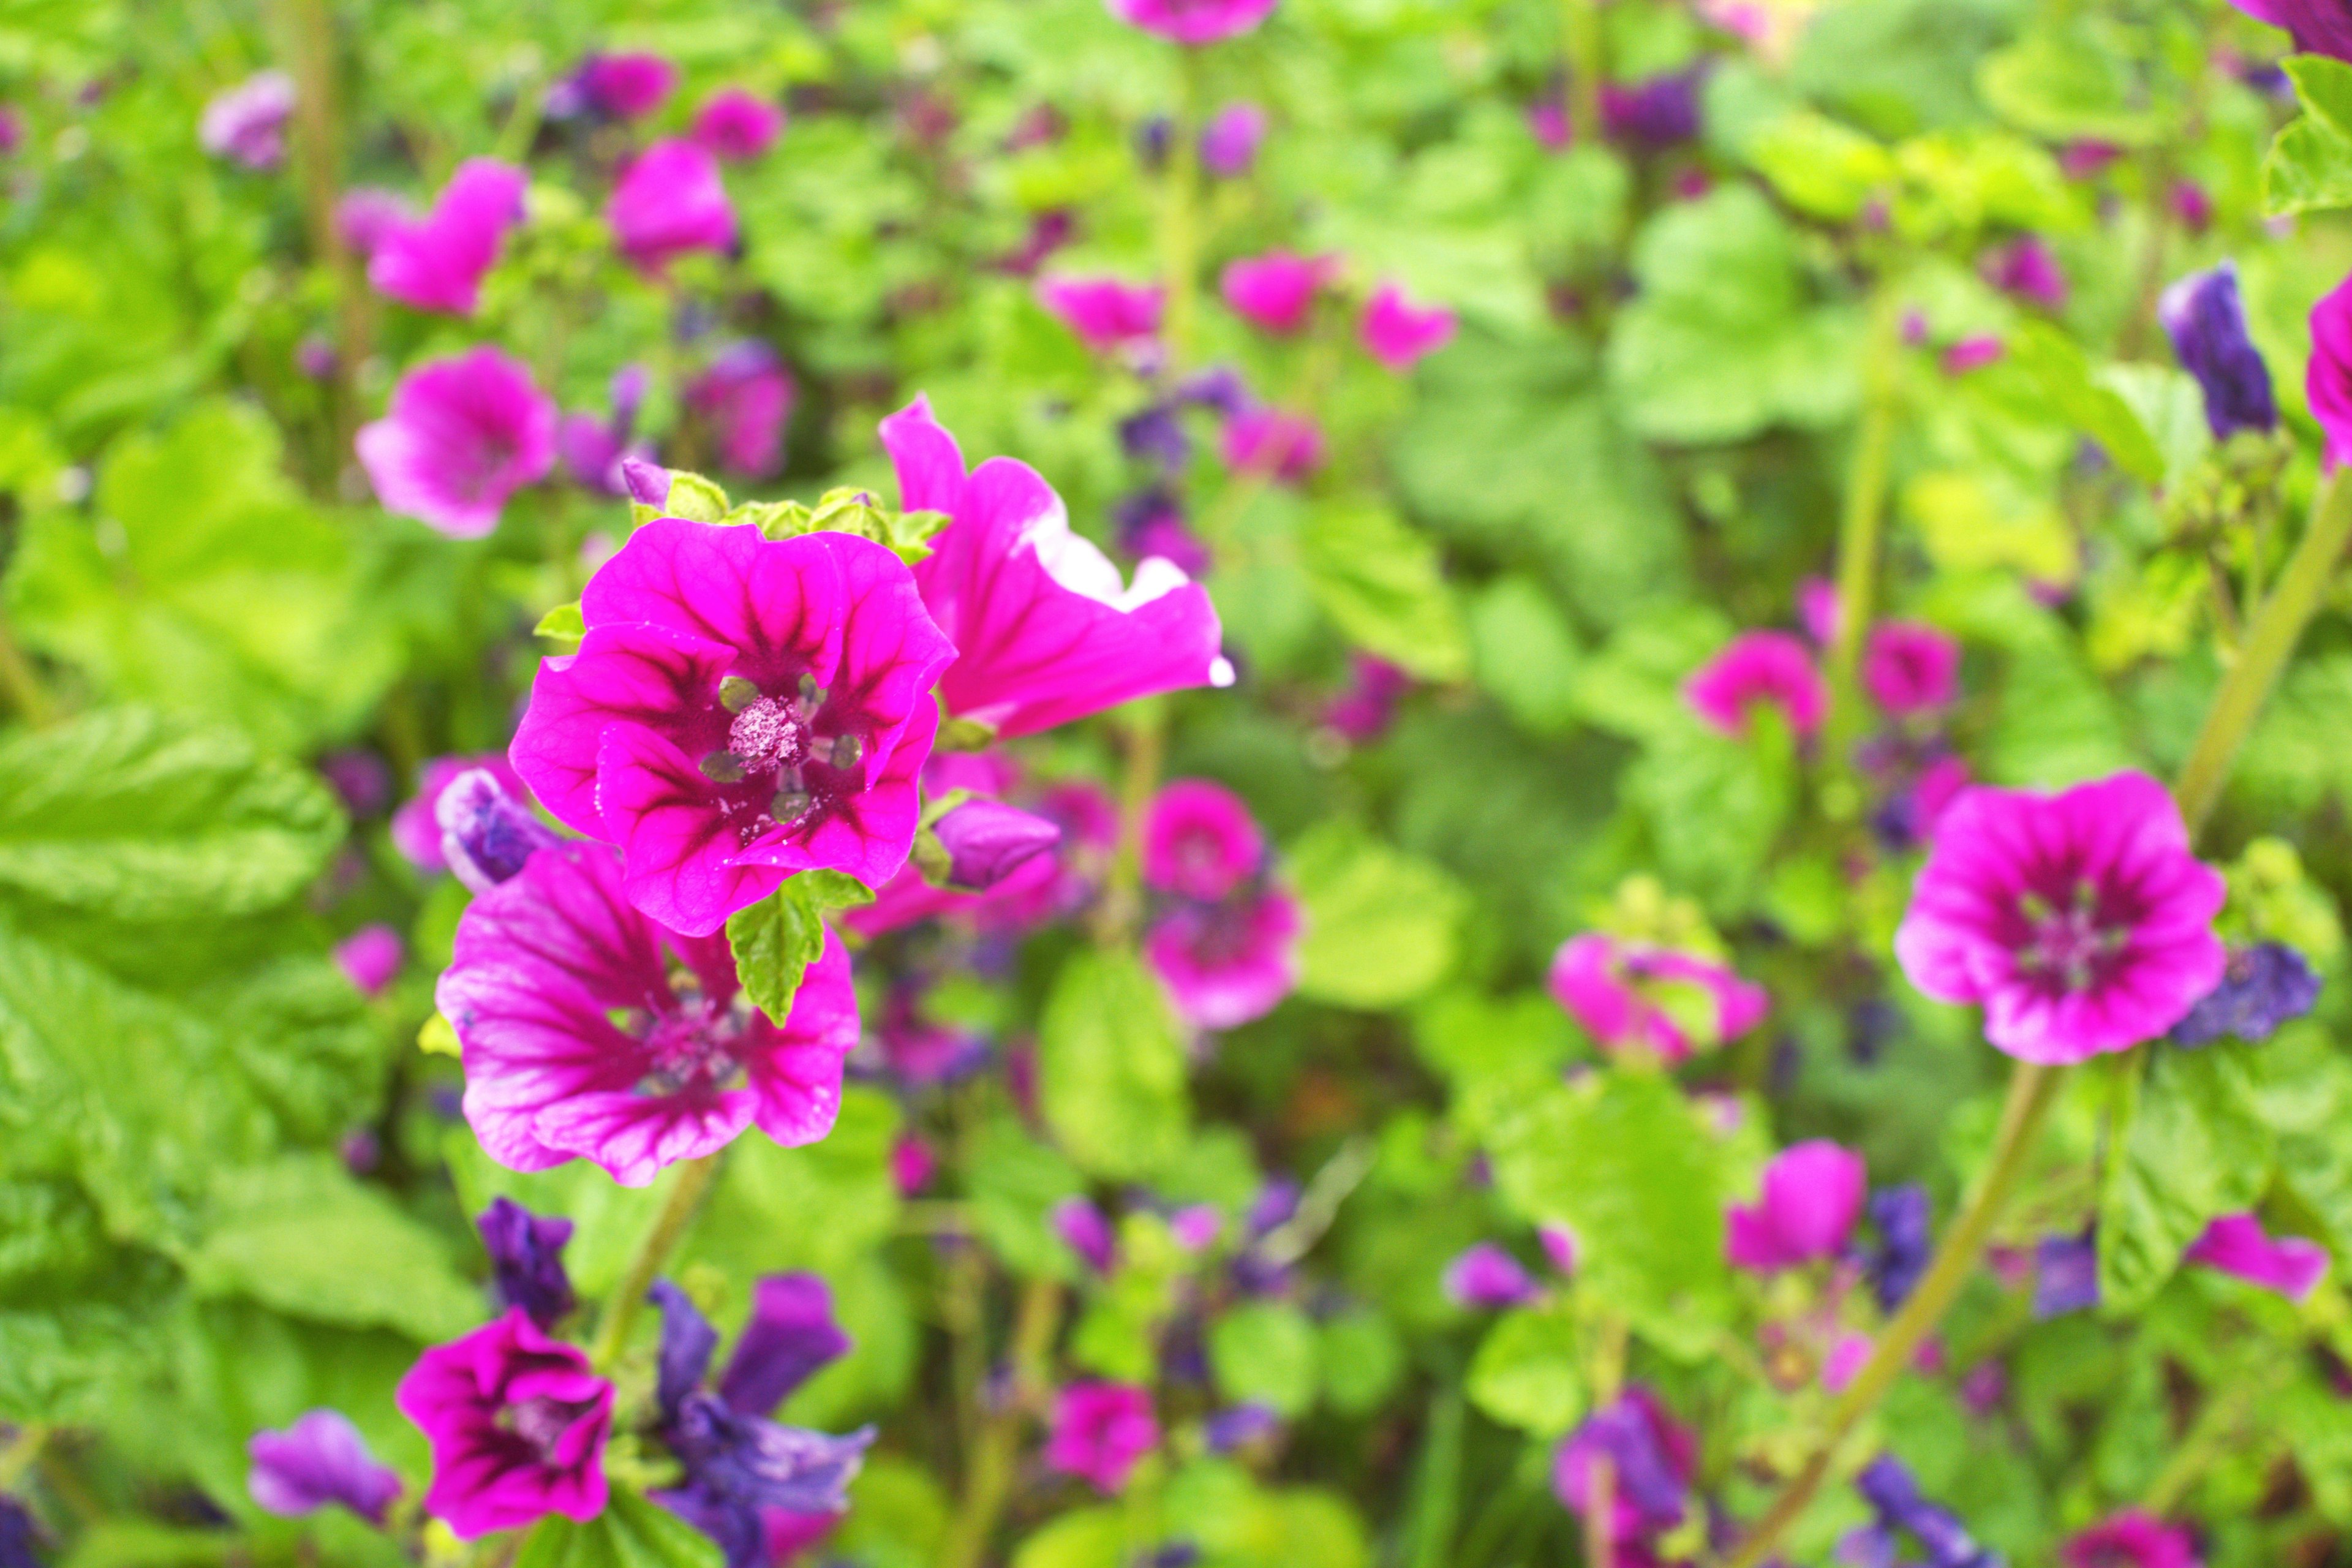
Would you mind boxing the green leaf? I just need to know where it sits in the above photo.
[1009,1507,1131,1568]
[1744,110,1896,221]
[1624,711,1795,914]
[1298,502,1469,682]
[1976,25,2161,146]
[2263,57,2352,215]
[2258,1026,2352,1259]
[1466,1303,1585,1437]
[535,601,586,654]
[514,1487,725,1568]
[1317,1308,1404,1416]
[2007,323,2166,484]
[2097,1045,2275,1313]
[1289,823,1469,1011]
[1468,577,1583,737]
[631,470,730,529]
[725,871,872,1026]
[1038,949,1189,1181]
[963,1112,1087,1279]
[1210,1300,1320,1419]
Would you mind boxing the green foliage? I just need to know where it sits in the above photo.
[1289,822,1468,1009]
[725,870,873,1025]
[1210,1300,1320,1418]
[1298,502,1468,682]
[2098,1046,2274,1312]
[514,1488,725,1568]
[1038,949,1189,1181]
[2264,56,2352,216]
[1466,1303,1585,1437]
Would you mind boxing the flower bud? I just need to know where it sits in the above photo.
[933,798,1061,891]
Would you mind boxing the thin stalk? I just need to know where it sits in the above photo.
[1584,1316,1628,1568]
[1821,288,1907,793]
[0,614,54,727]
[1562,0,1604,148]
[1093,703,1166,946]
[589,1154,723,1372]
[1158,50,1204,364]
[939,1278,1065,1568]
[270,0,369,461]
[2141,1360,2278,1515]
[0,1425,47,1491]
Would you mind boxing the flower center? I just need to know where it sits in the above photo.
[640,998,745,1095]
[2018,884,2124,992]
[726,695,811,773]
[502,1395,592,1460]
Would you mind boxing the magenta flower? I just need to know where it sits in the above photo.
[848,766,1115,938]
[1684,629,1827,739]
[577,53,678,120]
[247,1410,403,1525]
[880,396,1227,739]
[1539,1224,1579,1277]
[1727,1140,1869,1272]
[1943,334,2006,375]
[1142,780,1262,900]
[1043,1382,1158,1494]
[199,70,295,170]
[1527,100,1572,151]
[1443,1243,1539,1308]
[396,1310,613,1539]
[335,187,413,257]
[1221,407,1324,483]
[1035,274,1164,355]
[1863,620,1961,717]
[1360,283,1458,371]
[2230,0,2352,59]
[2307,272,2352,471]
[889,1133,937,1196]
[609,140,737,273]
[1145,886,1302,1030]
[1547,933,1768,1063]
[693,88,786,160]
[1220,250,1338,335]
[1105,0,1278,43]
[1986,235,2068,311]
[1551,1389,1696,1551]
[2183,1213,2328,1300]
[1199,102,1267,176]
[510,519,954,933]
[1324,654,1411,743]
[1797,576,1841,646]
[1894,772,2227,1064]
[1053,1197,1118,1274]
[436,842,862,1185]
[394,753,532,870]
[368,159,528,317]
[685,343,794,478]
[933,798,1062,890]
[357,347,557,538]
[2060,1510,2202,1568]
[333,924,403,997]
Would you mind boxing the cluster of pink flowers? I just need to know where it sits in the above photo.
[1138,779,1302,1029]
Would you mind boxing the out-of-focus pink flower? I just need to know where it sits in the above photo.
[1822,1333,1872,1393]
[1797,577,1841,647]
[1221,407,1324,483]
[2060,140,2124,180]
[320,748,391,816]
[1104,0,1279,45]
[1552,1389,1696,1552]
[1146,887,1303,1030]
[1943,335,2005,375]
[368,160,529,317]
[1324,655,1411,743]
[685,342,794,478]
[1527,100,1572,151]
[1894,772,2226,1064]
[396,1310,612,1538]
[577,53,677,120]
[1035,275,1164,356]
[2169,179,2214,233]
[1142,779,1262,901]
[1684,630,1827,739]
[1863,620,1961,717]
[763,1510,843,1566]
[1200,102,1267,176]
[2230,0,2352,61]
[872,990,989,1087]
[2183,1213,2329,1300]
[356,347,557,538]
[2307,272,2352,470]
[1539,1224,1579,1276]
[1170,1205,1223,1250]
[608,140,737,273]
[0,106,21,158]
[334,925,404,997]
[1547,933,1768,1063]
[1043,1382,1159,1493]
[2059,1509,2203,1568]
[933,798,1063,891]
[1360,283,1457,371]
[889,1133,936,1197]
[1986,236,2068,311]
[692,88,785,160]
[1910,753,1973,839]
[1054,1197,1118,1274]
[336,187,413,257]
[394,753,532,870]
[1220,251,1338,335]
[199,70,294,170]
[1443,1243,1540,1308]
[1726,1141,1868,1272]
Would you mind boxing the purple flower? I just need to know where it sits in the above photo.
[1145,886,1303,1030]
[1796,578,1842,647]
[934,799,1062,891]
[395,753,533,872]
[358,347,558,538]
[478,1197,576,1329]
[1894,772,2227,1063]
[1943,335,2005,375]
[333,925,403,997]
[1864,621,1962,717]
[2183,1213,2329,1300]
[1727,1141,1868,1272]
[1986,235,2068,312]
[1035,275,1164,355]
[2160,263,2277,440]
[1539,1224,1579,1276]
[1551,1389,1696,1549]
[1863,1185,1932,1310]
[1199,103,1267,176]
[609,140,737,273]
[685,344,795,479]
[1360,284,1457,371]
[247,1410,403,1525]
[1324,655,1411,743]
[1143,780,1262,900]
[396,1310,614,1539]
[1600,72,1704,146]
[0,1496,42,1568]
[2169,942,2320,1046]
[577,53,678,120]
[1221,251,1338,336]
[1204,1403,1278,1452]
[558,366,652,497]
[2172,179,2214,233]
[1105,0,1279,45]
[1443,1242,1539,1308]
[692,89,786,161]
[2230,0,2352,59]
[1177,367,1251,417]
[1547,933,1768,1063]
[1044,1382,1158,1493]
[199,71,294,170]
[720,1275,856,1417]
[1118,404,1191,470]
[368,159,528,317]
[510,519,954,933]
[1685,629,1828,738]
[2060,1509,2201,1568]
[881,396,1228,739]
[2313,272,2352,471]
[335,187,413,258]
[1054,1197,1118,1273]
[1853,1455,2000,1568]
[890,1133,936,1196]
[319,748,391,816]
[435,767,562,894]
[2035,1231,2100,1317]
[1220,407,1324,482]
[435,842,863,1185]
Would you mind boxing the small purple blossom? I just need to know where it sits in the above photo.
[336,187,412,257]
[2035,1231,2100,1318]
[1727,1140,1868,1273]
[693,89,785,160]
[1943,335,2005,375]
[1853,1455,2001,1568]
[1864,621,1961,717]
[1054,1197,1118,1273]
[247,1410,403,1525]
[368,160,528,317]
[1551,1389,1696,1551]
[1204,1403,1279,1452]
[2160,263,2278,440]
[891,1133,936,1196]
[1986,236,2068,312]
[685,342,795,479]
[1142,780,1262,901]
[934,798,1063,891]
[1685,630,1827,738]
[357,347,558,538]
[1539,1224,1579,1276]
[435,767,563,894]
[1547,933,1768,1063]
[576,53,677,121]
[1221,251,1338,336]
[1044,1382,1158,1493]
[199,71,295,170]
[1035,275,1164,356]
[2184,1213,2329,1300]
[1863,1185,1932,1310]
[1600,72,1704,146]
[1105,0,1280,45]
[333,925,403,997]
[1199,103,1267,176]
[2169,942,2320,1046]
[1145,885,1303,1030]
[396,1310,614,1539]
[396,754,532,871]
[609,140,737,273]
[1118,404,1191,470]
[478,1197,576,1329]
[1220,407,1324,483]
[1360,283,1457,371]
[319,748,391,816]
[1443,1242,1540,1308]
[0,1496,42,1568]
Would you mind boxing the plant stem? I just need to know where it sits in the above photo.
[1094,702,1166,946]
[1562,0,1604,147]
[0,1425,47,1491]
[939,1277,1065,1568]
[589,1154,723,1372]
[271,0,369,462]
[1583,1315,1628,1568]
[2174,469,2352,837]
[1722,1063,2064,1568]
[1158,50,1204,364]
[1821,287,1906,796]
[0,614,54,728]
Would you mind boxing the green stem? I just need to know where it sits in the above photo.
[1821,288,1906,795]
[589,1154,723,1372]
[1094,702,1166,947]
[1582,1316,1628,1568]
[0,612,54,727]
[270,0,368,465]
[2141,1364,2272,1516]
[1562,0,1603,148]
[2174,469,2352,837]
[938,1277,1065,1568]
[0,1425,47,1491]
[1158,51,1204,364]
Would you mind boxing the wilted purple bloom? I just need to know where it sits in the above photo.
[2184,1213,2329,1300]
[692,88,785,160]
[2169,942,2319,1046]
[686,342,794,478]
[356,347,558,537]
[199,70,295,170]
[1054,1197,1118,1273]
[935,799,1062,891]
[1118,404,1190,469]
[1204,1403,1279,1452]
[1987,236,2067,311]
[247,1410,403,1525]
[2229,0,2352,60]
[577,53,678,120]
[368,160,528,317]
[333,925,403,997]
[1600,72,1703,146]
[1864,1186,1932,1311]
[1444,1242,1539,1308]
[1200,102,1267,176]
[478,1197,576,1329]
[609,140,737,273]
[2159,263,2278,440]
[2034,1231,2099,1318]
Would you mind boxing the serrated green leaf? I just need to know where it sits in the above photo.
[725,871,871,1026]
[1289,823,1468,1011]
[2097,1045,2275,1313]
[1038,948,1188,1181]
[2007,323,2167,484]
[633,470,729,529]
[1298,502,1469,682]
[2263,108,2352,217]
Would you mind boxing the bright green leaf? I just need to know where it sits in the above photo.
[1038,949,1189,1181]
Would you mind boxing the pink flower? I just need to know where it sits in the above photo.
[1539,1224,1579,1276]
[199,70,295,170]
[763,1510,843,1566]
[1043,1382,1158,1494]
[356,347,557,538]
[845,767,1117,938]
[685,342,795,478]
[1104,0,1279,45]
[1796,576,1841,646]
[396,1310,614,1538]
[609,140,737,273]
[1444,1243,1539,1308]
[436,841,861,1185]
[889,1133,936,1196]
[577,53,677,120]
[1220,250,1338,335]
[1943,334,2005,375]
[1863,620,1961,716]
[1199,102,1267,176]
[2231,0,2352,59]
[2182,1213,2329,1300]
[1986,235,2067,312]
[1360,283,1457,371]
[368,159,528,316]
[510,519,954,935]
[2060,1509,2202,1568]
[1726,1140,1868,1272]
[1035,275,1164,355]
[1821,1333,1872,1392]
[880,396,1227,738]
[1683,630,1827,739]
[335,187,413,257]
[394,753,531,870]
[693,88,785,160]
[333,925,404,997]
[1547,933,1768,1063]
[2307,272,2352,471]
[1142,779,1262,900]
[1894,772,2227,1064]
[1527,100,1572,151]
[1145,885,1302,1030]
[1552,1389,1696,1550]
[1324,654,1411,743]
[1220,407,1324,482]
